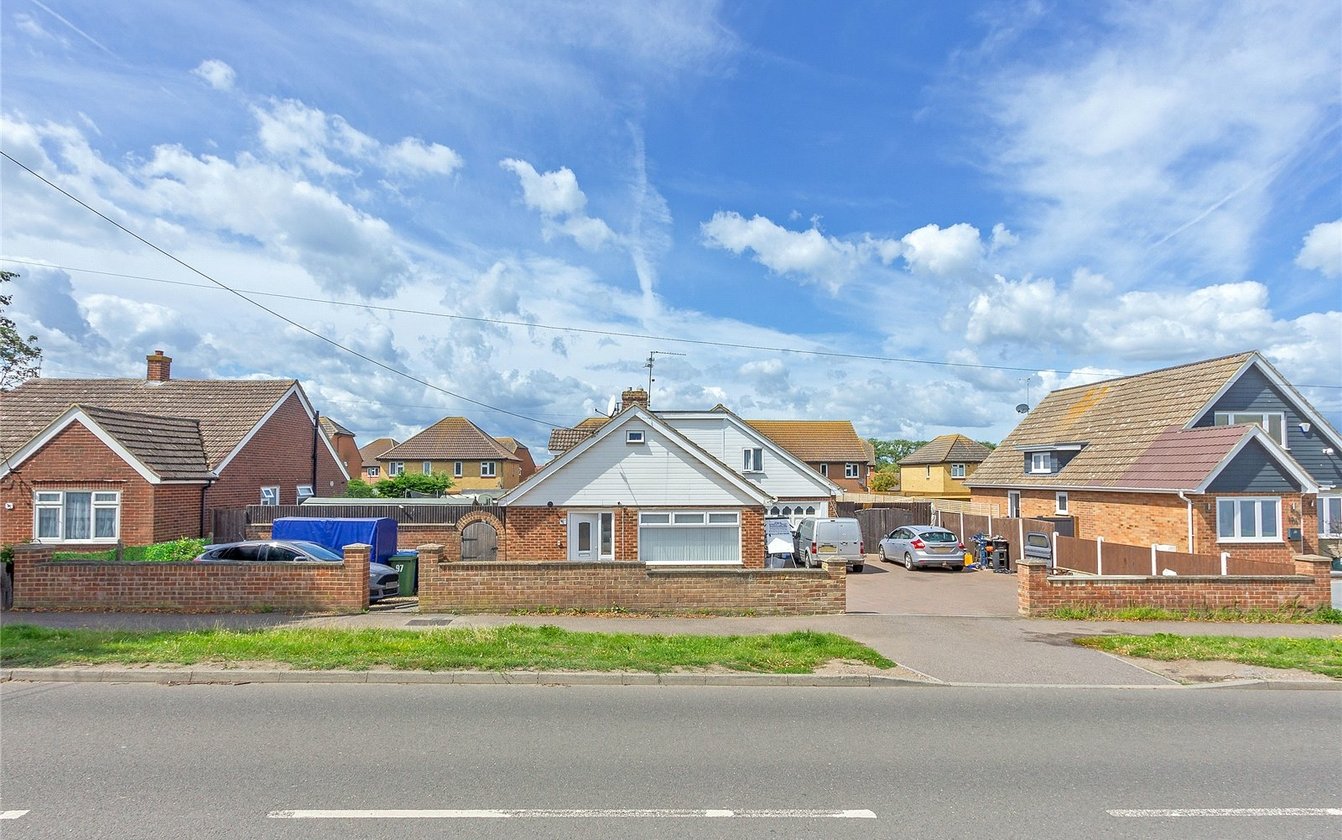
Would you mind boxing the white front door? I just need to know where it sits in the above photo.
[568,512,614,561]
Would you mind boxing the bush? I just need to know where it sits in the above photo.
[344,478,376,498]
[374,471,454,497]
[141,537,207,563]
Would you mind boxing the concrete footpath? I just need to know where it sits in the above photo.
[2,607,1338,690]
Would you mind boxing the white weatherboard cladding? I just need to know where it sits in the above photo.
[665,417,828,497]
[514,423,761,507]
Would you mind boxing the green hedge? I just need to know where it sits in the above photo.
[51,537,207,563]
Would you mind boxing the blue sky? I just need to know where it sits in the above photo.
[2,0,1339,457]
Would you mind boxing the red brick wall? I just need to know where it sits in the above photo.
[1016,556,1332,616]
[416,544,846,615]
[10,543,369,614]
[152,484,207,543]
[0,424,162,546]
[207,392,347,518]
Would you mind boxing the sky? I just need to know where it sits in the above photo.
[2,0,1339,459]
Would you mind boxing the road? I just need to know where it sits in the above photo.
[1,682,1339,839]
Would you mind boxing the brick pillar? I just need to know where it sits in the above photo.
[820,558,847,580]
[418,543,446,564]
[1016,558,1049,617]
[9,544,54,610]
[340,544,371,615]
[416,544,445,613]
[1291,554,1332,606]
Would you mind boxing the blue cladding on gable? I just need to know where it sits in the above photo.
[1205,440,1303,493]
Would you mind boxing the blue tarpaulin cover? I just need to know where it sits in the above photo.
[271,517,398,565]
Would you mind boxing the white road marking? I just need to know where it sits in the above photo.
[1109,808,1342,817]
[269,808,877,819]
[0,811,30,820]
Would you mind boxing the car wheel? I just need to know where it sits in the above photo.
[851,564,863,573]
[879,547,890,563]
[904,553,915,571]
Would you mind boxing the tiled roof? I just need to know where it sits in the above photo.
[318,416,354,437]
[900,434,993,466]
[967,351,1256,489]
[379,417,517,461]
[1117,425,1255,490]
[358,437,399,467]
[547,417,610,454]
[0,377,297,467]
[493,436,530,455]
[744,419,874,463]
[79,405,213,481]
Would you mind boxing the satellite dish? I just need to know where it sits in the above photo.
[1015,403,1030,414]
[605,395,619,417]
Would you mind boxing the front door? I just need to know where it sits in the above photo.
[568,512,614,561]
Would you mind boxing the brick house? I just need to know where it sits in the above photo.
[966,351,1342,564]
[358,437,399,481]
[0,350,348,549]
[318,416,361,482]
[898,434,993,500]
[377,416,536,491]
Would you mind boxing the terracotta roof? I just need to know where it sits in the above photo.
[900,434,993,466]
[379,417,517,461]
[78,405,213,481]
[744,419,874,464]
[493,436,530,455]
[318,416,354,437]
[1117,425,1255,490]
[967,351,1256,489]
[547,417,610,454]
[0,377,297,467]
[358,437,399,467]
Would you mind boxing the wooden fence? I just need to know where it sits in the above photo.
[852,506,933,549]
[1053,535,1290,576]
[243,502,504,526]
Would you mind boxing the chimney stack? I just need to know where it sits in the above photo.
[620,387,649,412]
[146,349,172,382]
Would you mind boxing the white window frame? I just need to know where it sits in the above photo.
[296,484,314,502]
[626,430,645,444]
[1216,496,1281,543]
[845,462,859,479]
[366,465,380,477]
[1008,490,1021,519]
[1320,494,1342,538]
[742,447,763,472]
[1055,491,1069,514]
[453,461,463,478]
[422,461,432,475]
[1214,411,1287,448]
[638,510,741,566]
[33,490,121,544]
[480,461,497,478]
[819,463,828,477]
[951,463,966,479]
[260,486,280,506]
[1029,452,1052,474]
[389,462,405,476]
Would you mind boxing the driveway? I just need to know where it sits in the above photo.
[846,555,1019,616]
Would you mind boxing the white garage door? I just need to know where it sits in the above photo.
[639,511,740,565]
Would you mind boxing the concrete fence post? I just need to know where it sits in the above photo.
[1220,552,1229,576]
[1096,536,1104,576]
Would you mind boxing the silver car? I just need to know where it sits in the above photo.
[878,525,966,571]
[194,539,400,601]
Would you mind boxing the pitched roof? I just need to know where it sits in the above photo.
[379,417,518,461]
[358,437,399,467]
[0,377,298,467]
[493,436,529,455]
[547,418,610,454]
[744,419,874,464]
[1117,425,1258,490]
[318,416,354,437]
[967,351,1258,489]
[79,405,213,481]
[900,434,993,466]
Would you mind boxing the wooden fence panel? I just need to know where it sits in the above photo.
[211,508,248,543]
[246,503,503,526]
[853,508,927,549]
[1055,536,1099,574]
[1095,541,1151,575]
[1151,550,1221,576]
[1226,556,1295,576]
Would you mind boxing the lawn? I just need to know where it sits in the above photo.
[1044,605,1342,624]
[1075,633,1342,678]
[0,624,895,674]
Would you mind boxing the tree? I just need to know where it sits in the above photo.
[870,465,900,492]
[344,478,376,498]
[0,271,42,391]
[373,471,454,497]
[868,438,929,467]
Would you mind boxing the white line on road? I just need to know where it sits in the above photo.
[1110,808,1342,818]
[0,811,30,820]
[269,809,877,820]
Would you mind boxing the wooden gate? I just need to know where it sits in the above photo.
[461,521,498,562]
[212,508,248,543]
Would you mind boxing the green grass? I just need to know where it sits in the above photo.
[50,538,206,563]
[0,624,895,674]
[1043,604,1342,624]
[1075,633,1342,679]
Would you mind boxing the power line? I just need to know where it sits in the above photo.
[0,150,562,428]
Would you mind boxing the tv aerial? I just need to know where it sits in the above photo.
[645,349,685,404]
[1016,374,1037,414]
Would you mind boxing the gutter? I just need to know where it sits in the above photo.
[1176,490,1195,553]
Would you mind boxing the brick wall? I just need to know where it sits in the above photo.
[9,543,369,614]
[152,483,207,543]
[415,544,846,615]
[1016,555,1332,616]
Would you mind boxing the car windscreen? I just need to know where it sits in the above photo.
[919,530,958,543]
[286,541,344,561]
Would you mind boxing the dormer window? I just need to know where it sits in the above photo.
[1214,411,1286,447]
[626,430,645,444]
[1029,452,1052,474]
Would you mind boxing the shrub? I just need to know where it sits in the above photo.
[141,538,207,563]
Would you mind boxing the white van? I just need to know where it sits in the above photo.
[794,517,865,573]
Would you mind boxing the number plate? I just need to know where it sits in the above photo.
[818,544,837,554]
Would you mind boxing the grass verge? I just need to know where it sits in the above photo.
[1043,604,1342,624]
[0,624,895,674]
[1075,633,1342,678]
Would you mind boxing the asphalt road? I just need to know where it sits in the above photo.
[2,682,1339,839]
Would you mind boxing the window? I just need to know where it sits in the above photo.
[296,484,314,502]
[1008,490,1021,519]
[743,447,763,472]
[1321,495,1342,538]
[1055,491,1069,514]
[422,461,432,475]
[367,466,380,477]
[1029,453,1052,474]
[951,463,966,479]
[34,490,120,543]
[260,486,280,506]
[638,510,740,564]
[1214,411,1286,447]
[845,463,859,479]
[453,461,463,478]
[480,461,497,478]
[389,462,405,476]
[819,463,829,477]
[600,512,613,558]
[1216,497,1281,542]
[626,430,645,444]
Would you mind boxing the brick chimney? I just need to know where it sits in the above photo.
[146,349,172,382]
[620,387,649,412]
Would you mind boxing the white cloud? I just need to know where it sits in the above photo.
[1295,219,1342,277]
[900,222,984,278]
[701,211,901,291]
[385,138,463,176]
[500,158,616,250]
[192,59,236,91]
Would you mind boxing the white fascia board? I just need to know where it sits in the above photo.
[0,406,161,484]
[214,384,350,481]
[1193,426,1319,494]
[661,411,840,496]
[1186,353,1342,454]
[501,407,773,507]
